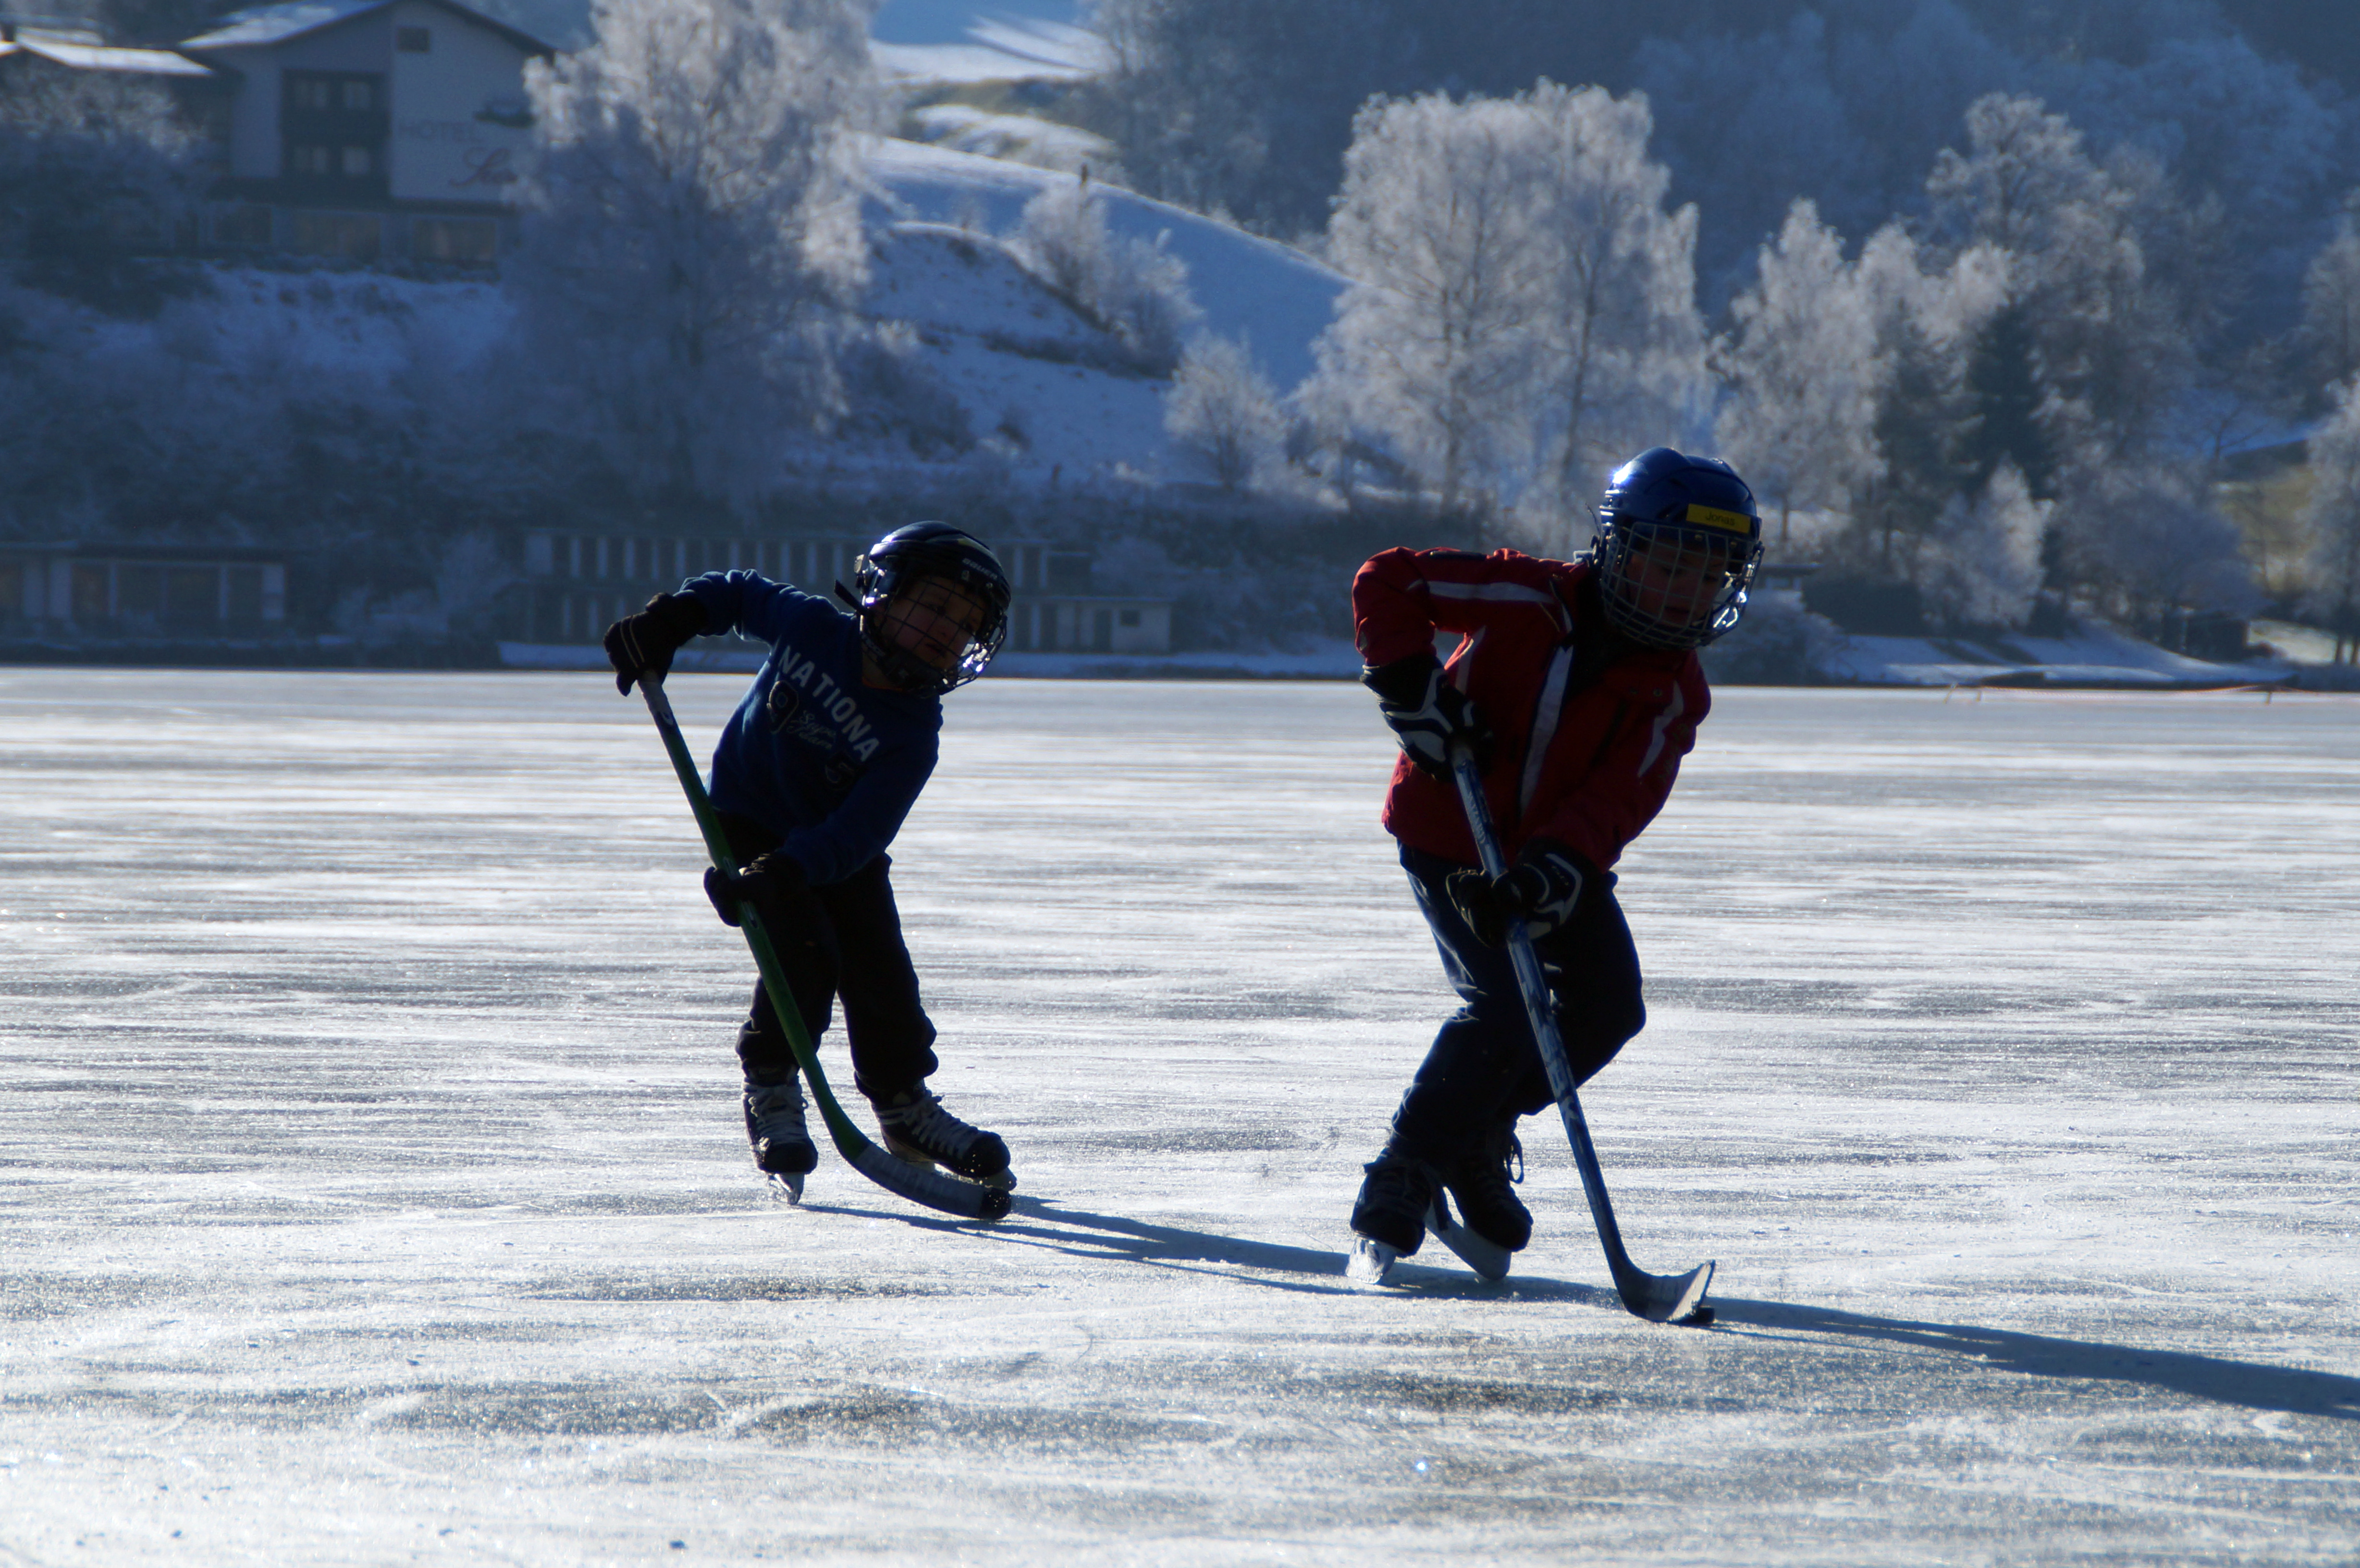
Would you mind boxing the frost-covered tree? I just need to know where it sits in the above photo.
[2299,206,2360,396]
[1830,223,1991,580]
[1312,84,1700,526]
[1163,331,1281,490]
[2051,461,2254,632]
[1009,180,1198,373]
[1925,94,2190,485]
[1312,91,1546,511]
[1087,0,1413,234]
[1919,460,2050,630]
[2301,377,2360,663]
[0,64,198,312]
[1716,199,1882,547]
[510,0,876,503]
[1517,81,1706,538]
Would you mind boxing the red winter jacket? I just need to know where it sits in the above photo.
[1352,546,1710,872]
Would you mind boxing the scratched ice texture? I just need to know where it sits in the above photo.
[2,671,2354,1564]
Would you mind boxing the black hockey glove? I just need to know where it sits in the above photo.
[703,853,806,929]
[1446,839,1591,947]
[604,592,710,696]
[1361,652,1491,780]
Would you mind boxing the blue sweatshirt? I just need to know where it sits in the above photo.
[677,571,942,886]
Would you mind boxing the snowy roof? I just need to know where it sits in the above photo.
[872,17,1108,84]
[180,0,549,55]
[0,32,215,74]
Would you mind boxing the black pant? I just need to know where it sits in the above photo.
[1386,842,1646,1162]
[721,814,939,1103]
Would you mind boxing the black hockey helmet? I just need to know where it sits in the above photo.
[1591,447,1765,650]
[848,522,1013,694]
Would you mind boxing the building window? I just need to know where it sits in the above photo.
[214,205,272,246]
[227,567,264,625]
[288,211,383,259]
[1119,608,1142,627]
[118,564,164,620]
[164,567,222,632]
[412,217,497,263]
[281,70,388,194]
[396,25,430,51]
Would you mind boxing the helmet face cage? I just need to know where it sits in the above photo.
[1592,510,1765,650]
[853,526,1012,695]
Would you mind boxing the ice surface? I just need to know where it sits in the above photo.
[4,672,2356,1563]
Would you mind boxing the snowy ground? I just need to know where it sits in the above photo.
[5,673,2356,1565]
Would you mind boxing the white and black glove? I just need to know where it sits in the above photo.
[1362,653,1491,780]
[1446,839,1590,947]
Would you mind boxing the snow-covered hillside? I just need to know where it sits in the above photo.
[862,220,1180,480]
[87,139,1343,498]
[870,138,1346,397]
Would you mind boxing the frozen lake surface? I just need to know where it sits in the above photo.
[5,671,2357,1564]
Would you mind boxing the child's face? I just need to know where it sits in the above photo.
[1618,531,1746,634]
[877,574,990,677]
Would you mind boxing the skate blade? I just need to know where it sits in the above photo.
[764,1172,804,1204]
[1426,1197,1511,1282]
[1346,1236,1400,1287]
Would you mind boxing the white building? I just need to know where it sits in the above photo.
[178,0,550,262]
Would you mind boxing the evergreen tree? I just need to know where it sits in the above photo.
[1960,298,2055,497]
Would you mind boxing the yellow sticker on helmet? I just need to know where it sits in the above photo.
[1685,503,1754,533]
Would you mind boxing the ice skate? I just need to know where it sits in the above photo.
[1428,1128,1528,1281]
[1347,1154,1434,1285]
[874,1089,1013,1190]
[743,1077,818,1202]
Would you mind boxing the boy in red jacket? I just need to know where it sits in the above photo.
[1349,447,1764,1268]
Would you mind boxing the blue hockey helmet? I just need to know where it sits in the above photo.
[1591,447,1764,650]
[849,522,1013,694]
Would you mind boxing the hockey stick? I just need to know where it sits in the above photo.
[1449,745,1712,1324]
[637,677,1010,1223]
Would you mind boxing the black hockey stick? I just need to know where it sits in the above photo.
[1449,744,1712,1323]
[637,677,1009,1223]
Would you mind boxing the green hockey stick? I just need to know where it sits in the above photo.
[1449,743,1712,1323]
[637,676,1010,1223]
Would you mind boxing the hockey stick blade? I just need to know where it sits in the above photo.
[1449,745,1716,1323]
[853,1144,1013,1221]
[1425,1192,1511,1282]
[638,678,1005,1225]
[1614,1257,1714,1323]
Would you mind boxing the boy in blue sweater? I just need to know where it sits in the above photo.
[604,523,1016,1198]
